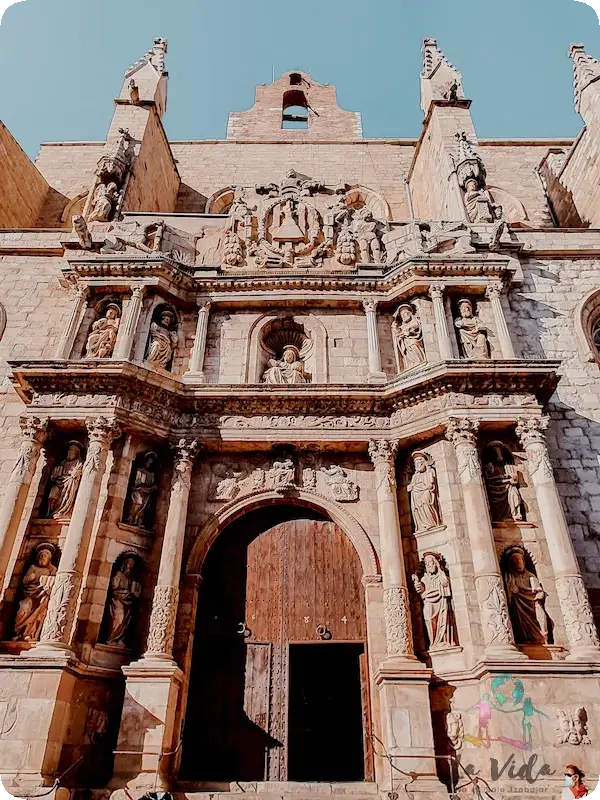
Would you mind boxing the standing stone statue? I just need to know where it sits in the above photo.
[503,546,549,645]
[352,207,382,263]
[412,553,456,650]
[392,304,426,371]
[125,452,158,529]
[262,345,308,384]
[484,442,524,522]
[104,555,142,648]
[407,451,441,532]
[13,543,57,641]
[320,464,358,501]
[454,298,489,359]
[45,441,85,519]
[84,303,121,358]
[146,309,178,370]
[88,182,119,222]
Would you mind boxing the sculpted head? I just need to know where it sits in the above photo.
[412,451,429,474]
[507,547,526,574]
[282,345,300,364]
[66,442,83,462]
[458,298,474,319]
[36,548,53,568]
[398,304,414,324]
[105,304,120,321]
[159,310,175,330]
[121,557,136,576]
[424,553,439,574]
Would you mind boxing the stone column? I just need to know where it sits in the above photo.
[144,438,199,662]
[517,417,600,660]
[446,417,525,660]
[486,281,516,358]
[114,284,146,360]
[33,416,121,654]
[428,284,454,360]
[368,439,415,661]
[363,299,386,383]
[0,416,48,593]
[183,300,211,383]
[55,284,89,359]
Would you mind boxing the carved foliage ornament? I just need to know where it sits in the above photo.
[556,575,600,650]
[12,416,48,483]
[146,585,179,655]
[383,586,414,656]
[477,574,513,646]
[446,418,482,481]
[368,439,399,493]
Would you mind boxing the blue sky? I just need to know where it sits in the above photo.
[1,0,600,158]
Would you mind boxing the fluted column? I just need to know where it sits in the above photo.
[114,284,146,360]
[517,417,600,660]
[183,300,211,383]
[363,299,386,383]
[144,438,199,662]
[55,284,89,359]
[446,418,524,659]
[429,284,454,360]
[486,282,516,358]
[0,416,48,594]
[34,416,121,653]
[368,439,415,661]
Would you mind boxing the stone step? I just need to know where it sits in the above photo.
[175,782,380,799]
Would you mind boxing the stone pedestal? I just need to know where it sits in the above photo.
[111,661,183,790]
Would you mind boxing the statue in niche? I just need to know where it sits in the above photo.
[484,442,524,522]
[214,464,248,501]
[84,303,121,358]
[463,178,502,225]
[13,543,57,641]
[88,182,119,222]
[146,309,178,370]
[262,345,308,384]
[555,707,591,745]
[270,458,295,491]
[103,554,142,648]
[352,207,382,263]
[124,452,159,529]
[392,304,426,371]
[407,451,441,532]
[454,298,489,359]
[45,441,85,519]
[412,553,457,650]
[503,546,549,645]
[320,464,358,502]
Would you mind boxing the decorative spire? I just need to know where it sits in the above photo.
[569,43,600,113]
[125,37,168,78]
[421,38,458,79]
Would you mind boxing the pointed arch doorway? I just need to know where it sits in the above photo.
[180,504,372,783]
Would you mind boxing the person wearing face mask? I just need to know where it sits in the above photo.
[563,765,588,799]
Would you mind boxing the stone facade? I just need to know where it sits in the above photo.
[1,35,600,800]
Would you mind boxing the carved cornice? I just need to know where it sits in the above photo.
[9,359,560,432]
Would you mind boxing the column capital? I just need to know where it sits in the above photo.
[71,282,89,300]
[428,283,446,300]
[362,298,378,314]
[197,298,212,311]
[485,281,504,301]
[445,416,480,448]
[368,438,398,468]
[14,416,49,480]
[130,283,147,299]
[85,415,122,446]
[516,416,549,448]
[171,438,200,492]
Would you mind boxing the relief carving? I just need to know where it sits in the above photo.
[555,707,591,745]
[320,465,358,502]
[407,451,441,532]
[556,575,600,649]
[269,457,296,491]
[210,464,248,501]
[146,584,179,655]
[446,711,464,751]
[12,543,57,642]
[484,442,524,523]
[39,570,80,644]
[412,553,457,650]
[84,303,121,359]
[392,303,426,372]
[45,441,85,519]
[383,586,414,655]
[454,298,490,359]
[477,574,513,646]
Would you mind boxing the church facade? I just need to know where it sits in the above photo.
[2,36,600,800]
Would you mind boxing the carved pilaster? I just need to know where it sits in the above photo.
[55,284,89,359]
[363,299,386,382]
[485,281,515,358]
[146,585,180,656]
[428,283,453,360]
[383,586,414,656]
[517,416,600,659]
[477,574,514,646]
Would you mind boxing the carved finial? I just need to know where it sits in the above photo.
[125,37,168,78]
[569,43,600,113]
[420,38,465,113]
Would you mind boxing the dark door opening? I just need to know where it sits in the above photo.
[288,643,365,782]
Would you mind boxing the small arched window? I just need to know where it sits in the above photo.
[282,89,309,130]
[575,289,600,364]
[592,318,600,356]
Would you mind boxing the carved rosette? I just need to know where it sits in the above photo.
[146,585,180,656]
[446,418,482,481]
[516,418,554,481]
[476,574,514,646]
[39,570,80,645]
[368,439,399,493]
[556,576,600,651]
[383,586,414,656]
[12,416,49,483]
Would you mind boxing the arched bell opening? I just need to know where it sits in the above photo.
[180,501,372,785]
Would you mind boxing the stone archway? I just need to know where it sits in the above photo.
[181,498,376,784]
